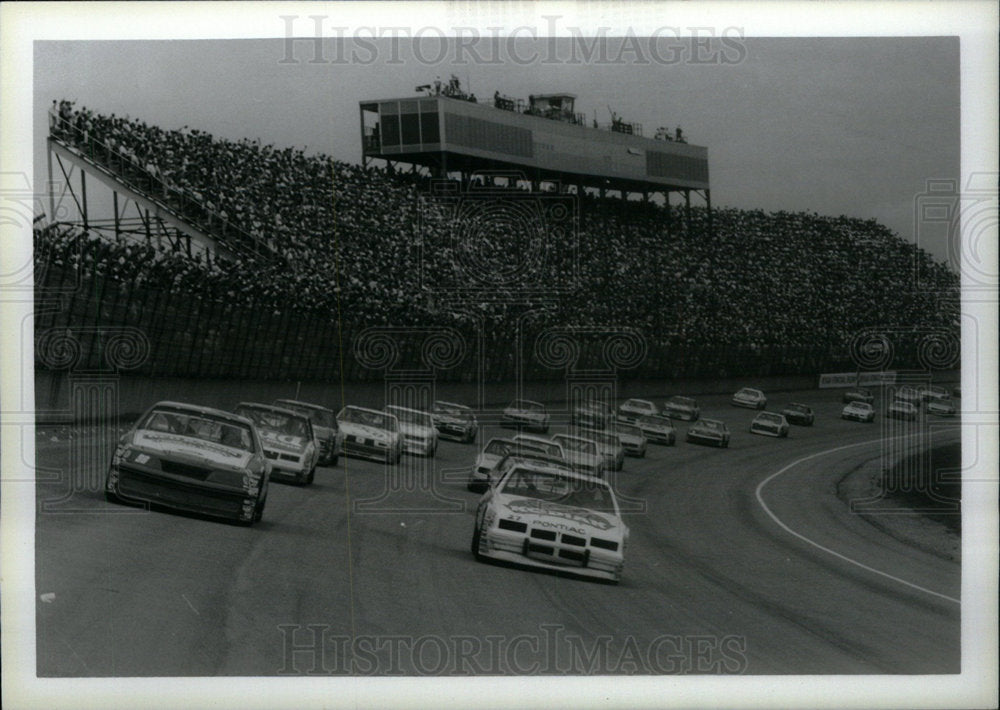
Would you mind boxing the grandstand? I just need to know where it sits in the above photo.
[35,101,960,382]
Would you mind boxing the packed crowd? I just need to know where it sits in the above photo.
[40,101,960,377]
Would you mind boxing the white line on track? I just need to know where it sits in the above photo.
[754,432,961,606]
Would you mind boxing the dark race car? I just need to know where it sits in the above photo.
[686,418,730,448]
[236,402,319,485]
[105,401,271,525]
[432,400,478,443]
[781,403,815,426]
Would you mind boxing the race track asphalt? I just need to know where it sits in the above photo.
[33,388,961,676]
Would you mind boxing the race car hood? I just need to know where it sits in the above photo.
[257,428,309,454]
[339,421,394,441]
[496,494,624,536]
[475,452,502,469]
[132,430,253,470]
[399,422,434,438]
[561,450,601,468]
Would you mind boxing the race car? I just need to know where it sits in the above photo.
[888,400,919,421]
[335,406,402,464]
[893,385,923,406]
[513,434,565,461]
[576,427,625,471]
[386,404,438,457]
[572,400,614,429]
[842,387,875,405]
[732,387,767,410]
[471,460,629,583]
[431,400,477,443]
[274,398,340,465]
[501,399,550,433]
[841,401,875,423]
[686,418,730,448]
[919,385,952,403]
[616,398,658,423]
[635,414,676,445]
[610,421,647,457]
[551,433,605,478]
[926,399,957,417]
[235,402,319,485]
[469,438,550,492]
[105,401,270,525]
[663,395,700,421]
[781,403,815,426]
[750,411,790,438]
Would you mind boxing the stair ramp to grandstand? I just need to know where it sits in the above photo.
[46,123,278,263]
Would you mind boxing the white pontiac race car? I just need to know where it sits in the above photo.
[386,404,438,457]
[336,406,402,464]
[471,460,629,583]
[841,401,875,423]
[235,402,319,485]
[732,387,767,410]
[616,398,658,424]
[610,421,647,457]
[749,411,790,438]
[635,414,676,446]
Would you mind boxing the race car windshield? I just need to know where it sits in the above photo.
[554,437,596,454]
[434,403,471,419]
[387,407,433,427]
[512,400,543,411]
[852,403,873,412]
[582,430,618,447]
[737,389,759,397]
[614,424,641,437]
[624,400,652,410]
[669,397,695,407]
[279,403,334,429]
[483,440,514,456]
[237,407,310,439]
[501,470,617,513]
[786,404,808,413]
[338,408,398,432]
[700,420,724,431]
[141,409,255,452]
[516,438,560,457]
[758,413,782,423]
[638,415,665,427]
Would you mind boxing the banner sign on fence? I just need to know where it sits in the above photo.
[819,371,897,388]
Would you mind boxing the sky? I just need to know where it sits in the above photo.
[33,36,960,264]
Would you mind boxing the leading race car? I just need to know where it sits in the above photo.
[781,403,815,426]
[919,385,952,403]
[635,414,676,446]
[105,401,271,525]
[732,387,767,410]
[336,406,402,464]
[235,402,319,485]
[842,387,875,405]
[610,421,648,457]
[663,395,700,421]
[386,405,438,457]
[750,411,790,438]
[431,400,477,443]
[686,418,731,448]
[887,400,919,421]
[616,398,658,424]
[273,398,340,465]
[926,399,957,417]
[501,399,551,433]
[471,460,629,583]
[841,401,875,423]
[551,433,605,478]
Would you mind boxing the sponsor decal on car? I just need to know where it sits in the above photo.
[134,431,252,466]
[505,498,612,531]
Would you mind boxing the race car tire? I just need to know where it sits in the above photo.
[305,465,315,485]
[721,439,729,448]
[471,523,484,560]
[253,490,267,523]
